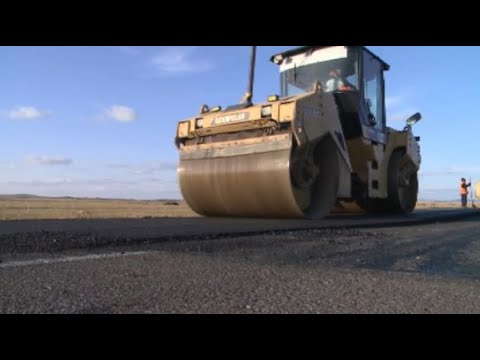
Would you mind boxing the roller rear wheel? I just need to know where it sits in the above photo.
[387,150,418,214]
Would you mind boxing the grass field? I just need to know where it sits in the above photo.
[0,196,474,221]
[0,197,198,221]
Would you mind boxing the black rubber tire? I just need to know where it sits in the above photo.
[358,150,418,214]
[387,150,418,214]
[308,138,339,219]
[293,136,339,219]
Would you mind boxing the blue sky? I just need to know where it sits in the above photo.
[0,46,479,201]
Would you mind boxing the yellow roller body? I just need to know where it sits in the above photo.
[176,91,352,219]
[178,128,343,218]
[175,46,423,218]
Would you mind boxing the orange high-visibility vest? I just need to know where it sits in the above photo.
[460,183,469,195]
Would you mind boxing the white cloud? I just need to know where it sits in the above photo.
[419,170,462,177]
[450,165,480,173]
[8,106,51,120]
[104,105,136,123]
[151,47,212,74]
[132,161,178,175]
[26,156,73,166]
[422,165,480,177]
[0,177,181,200]
[385,96,403,108]
[5,178,74,186]
[0,161,15,169]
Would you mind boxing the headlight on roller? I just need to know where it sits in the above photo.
[261,106,272,118]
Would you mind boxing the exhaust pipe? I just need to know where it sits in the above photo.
[241,46,257,105]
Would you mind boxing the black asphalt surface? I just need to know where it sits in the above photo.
[1,209,480,313]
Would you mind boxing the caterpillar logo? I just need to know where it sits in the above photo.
[212,112,249,126]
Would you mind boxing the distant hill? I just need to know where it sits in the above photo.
[0,194,182,202]
[0,194,457,203]
[0,194,43,199]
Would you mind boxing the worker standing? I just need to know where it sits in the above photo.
[460,178,471,208]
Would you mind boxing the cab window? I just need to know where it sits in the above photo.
[362,51,385,131]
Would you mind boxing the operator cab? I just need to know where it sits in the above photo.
[271,46,390,143]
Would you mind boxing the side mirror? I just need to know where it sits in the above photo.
[406,112,422,127]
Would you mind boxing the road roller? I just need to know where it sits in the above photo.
[175,46,422,219]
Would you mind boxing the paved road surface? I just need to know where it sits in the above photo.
[1,209,480,313]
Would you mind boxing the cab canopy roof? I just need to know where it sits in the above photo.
[270,46,390,71]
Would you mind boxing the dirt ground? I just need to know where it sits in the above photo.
[0,196,474,221]
[0,197,197,220]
